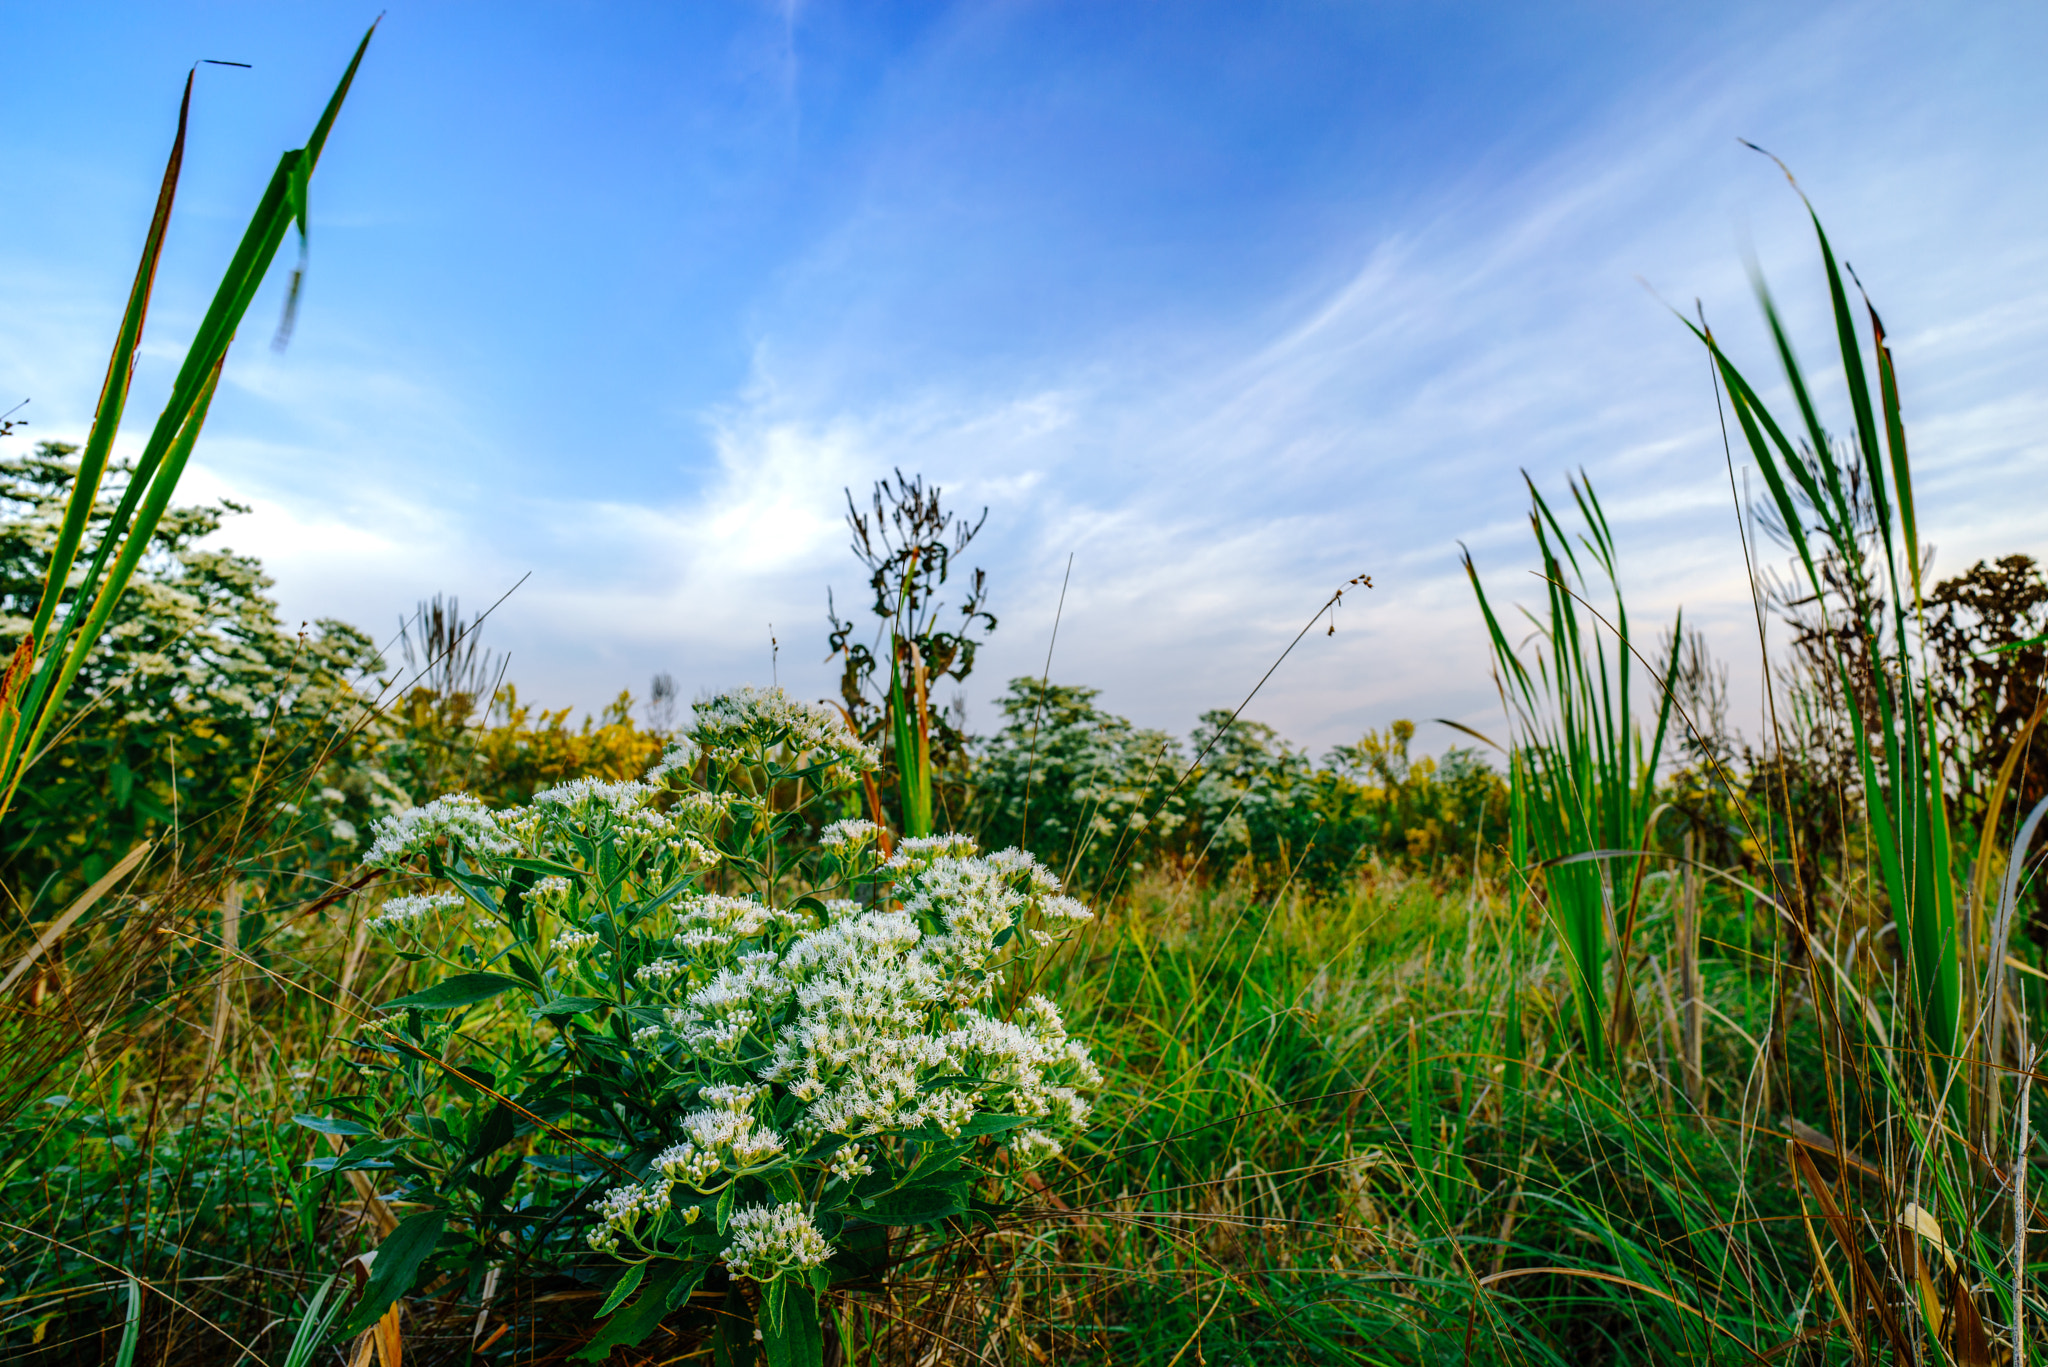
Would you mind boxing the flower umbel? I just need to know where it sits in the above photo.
[723,1202,833,1282]
[365,891,463,936]
[687,685,878,773]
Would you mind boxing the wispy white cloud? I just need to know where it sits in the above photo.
[632,4,2048,753]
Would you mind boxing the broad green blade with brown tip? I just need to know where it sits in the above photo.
[25,72,191,659]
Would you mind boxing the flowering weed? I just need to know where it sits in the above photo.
[337,685,1100,1363]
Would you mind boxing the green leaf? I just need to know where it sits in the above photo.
[824,1218,889,1283]
[907,1107,1026,1142]
[503,855,584,880]
[280,1273,351,1367]
[953,1111,1032,1139]
[915,1074,989,1093]
[339,1211,444,1338]
[571,1259,705,1361]
[381,972,528,1011]
[596,1262,646,1317]
[442,867,501,915]
[715,1182,736,1233]
[114,1277,142,1367]
[861,1180,966,1225]
[291,1113,373,1138]
[464,1105,518,1164]
[523,1152,608,1178]
[713,1286,756,1367]
[1991,632,2048,656]
[448,1065,497,1095]
[761,1279,824,1367]
[535,996,608,1018]
[304,1138,404,1174]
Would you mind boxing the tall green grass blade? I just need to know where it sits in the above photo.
[280,1275,350,1367]
[888,647,932,837]
[1814,216,1894,573]
[21,75,190,676]
[1862,291,1921,603]
[1465,474,1679,1070]
[1698,197,1966,1117]
[0,25,376,824]
[114,1277,143,1367]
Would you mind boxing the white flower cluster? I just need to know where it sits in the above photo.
[529,874,576,912]
[371,780,728,887]
[645,740,697,784]
[587,1176,699,1254]
[533,777,654,823]
[825,1143,874,1185]
[646,1082,786,1190]
[1007,1128,1064,1166]
[365,891,464,936]
[722,1202,833,1281]
[819,818,882,855]
[638,843,1101,1144]
[532,778,726,864]
[662,947,789,1055]
[885,833,979,865]
[670,894,813,957]
[365,793,515,866]
[686,685,877,773]
[572,838,1098,1282]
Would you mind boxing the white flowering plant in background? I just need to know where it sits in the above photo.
[310,686,1100,1365]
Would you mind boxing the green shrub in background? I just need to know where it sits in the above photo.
[1323,719,1508,871]
[0,442,392,906]
[969,678,1187,889]
[1182,710,1316,871]
[973,677,1508,897]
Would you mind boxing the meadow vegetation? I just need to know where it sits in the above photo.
[6,33,2048,1367]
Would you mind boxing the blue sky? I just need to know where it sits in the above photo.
[5,2,2048,755]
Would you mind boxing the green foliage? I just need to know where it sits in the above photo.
[0,1090,314,1362]
[1927,555,2048,829]
[970,678,1187,888]
[0,442,389,906]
